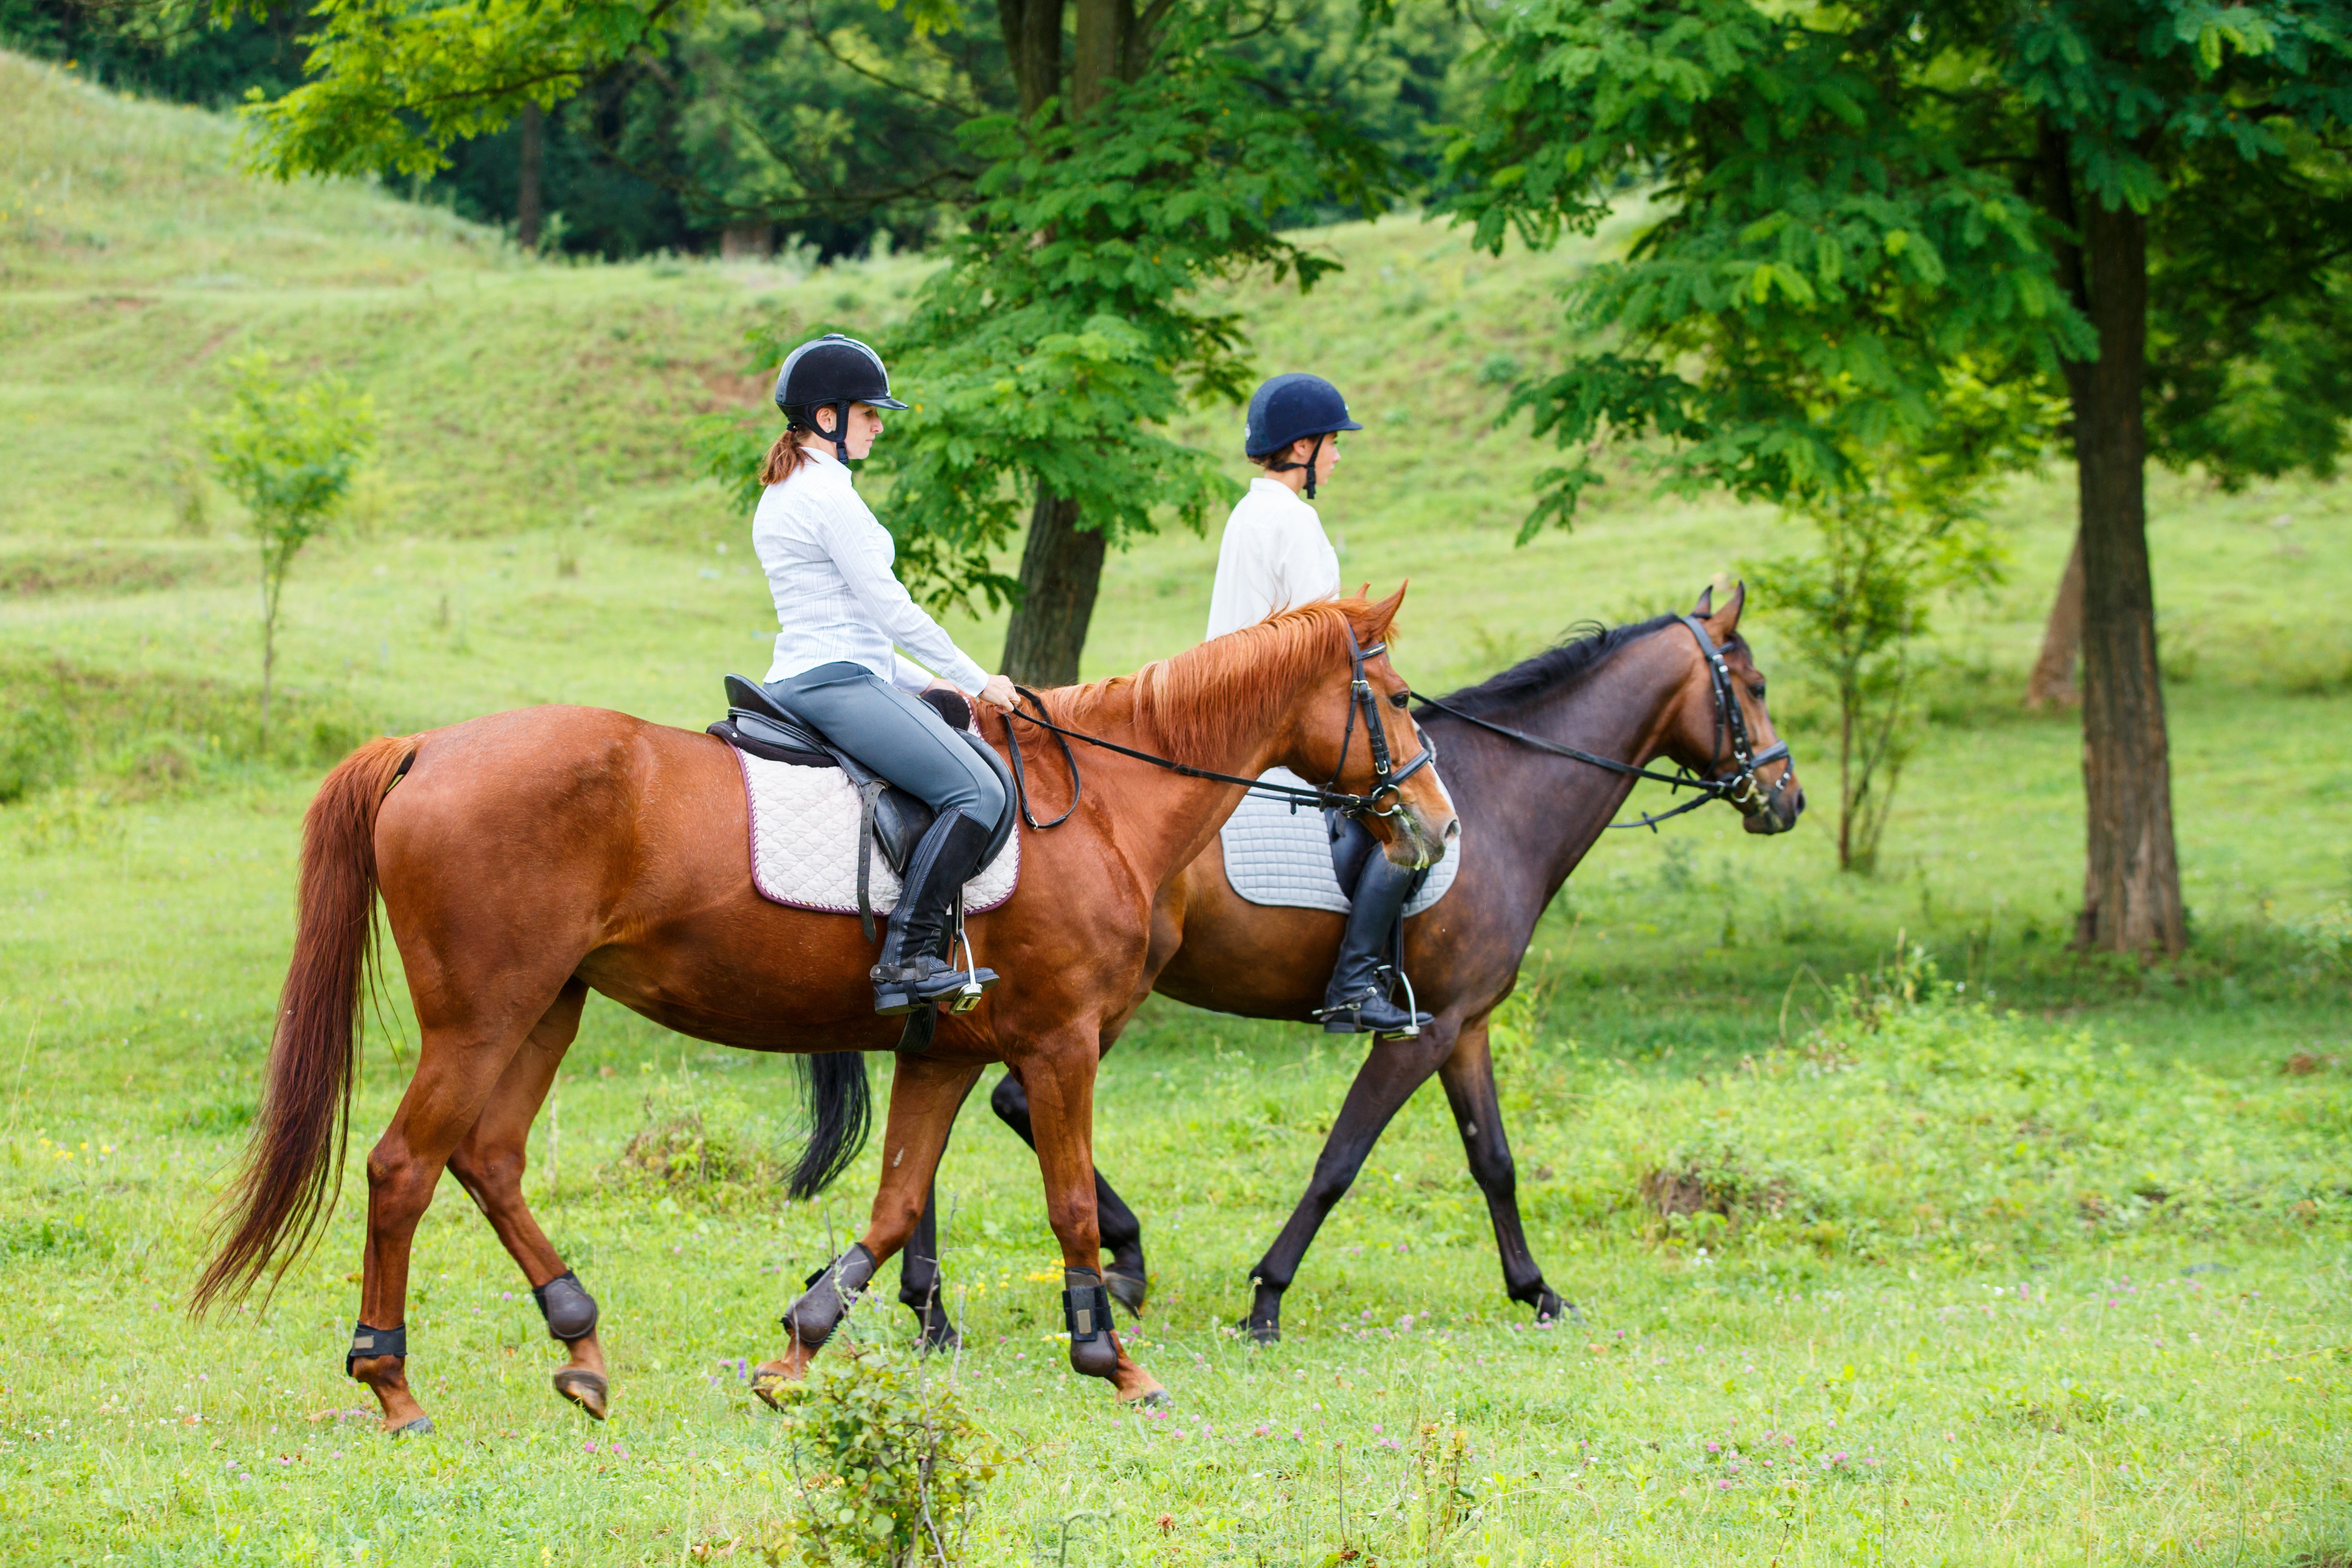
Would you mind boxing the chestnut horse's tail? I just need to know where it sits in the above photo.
[788,1052,871,1200]
[193,735,416,1313]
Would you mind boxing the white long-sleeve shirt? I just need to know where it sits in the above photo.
[1204,477,1341,640]
[753,447,989,695]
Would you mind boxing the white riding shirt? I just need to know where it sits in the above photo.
[1204,477,1341,640]
[753,446,989,696]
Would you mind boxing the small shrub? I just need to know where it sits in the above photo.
[0,692,78,802]
[767,1337,999,1567]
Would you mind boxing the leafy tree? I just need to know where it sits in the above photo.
[1752,481,2004,876]
[881,39,1390,679]
[204,352,376,737]
[1442,0,2352,953]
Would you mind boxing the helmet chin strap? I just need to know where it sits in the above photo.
[1270,432,1327,499]
[821,401,851,463]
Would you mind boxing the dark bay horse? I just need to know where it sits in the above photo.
[195,593,1453,1430]
[905,586,1801,1341]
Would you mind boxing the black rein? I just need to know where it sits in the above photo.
[995,629,1435,831]
[1415,615,1789,833]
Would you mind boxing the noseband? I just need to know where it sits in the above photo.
[1000,626,1436,829]
[1681,615,1793,824]
[1414,615,1793,832]
[1323,625,1436,821]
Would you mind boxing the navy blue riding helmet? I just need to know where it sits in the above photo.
[774,333,910,462]
[1244,373,1363,499]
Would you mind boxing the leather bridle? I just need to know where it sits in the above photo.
[1414,615,1793,833]
[1000,626,1435,830]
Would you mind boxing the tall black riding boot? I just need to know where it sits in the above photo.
[1317,851,1433,1035]
[871,808,1001,1015]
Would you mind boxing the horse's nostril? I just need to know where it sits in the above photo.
[1444,819,1461,841]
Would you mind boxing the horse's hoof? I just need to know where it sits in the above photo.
[553,1369,608,1421]
[386,1415,434,1438]
[750,1362,795,1412]
[1122,1387,1174,1410]
[916,1322,962,1356]
[1239,1317,1280,1346]
[1104,1269,1148,1318]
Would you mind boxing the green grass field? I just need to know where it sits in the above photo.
[4,52,2350,1566]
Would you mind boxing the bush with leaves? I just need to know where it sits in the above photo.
[768,1336,999,1568]
[1750,487,2003,874]
[203,352,375,737]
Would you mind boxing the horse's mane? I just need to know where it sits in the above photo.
[1045,599,1374,764]
[1430,613,1681,718]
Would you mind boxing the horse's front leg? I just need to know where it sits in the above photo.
[1017,1030,1167,1405]
[989,1071,1148,1315]
[1436,1017,1570,1325]
[755,1052,981,1403]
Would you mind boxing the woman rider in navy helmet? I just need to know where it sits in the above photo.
[752,334,1022,1015]
[1205,372,1432,1036]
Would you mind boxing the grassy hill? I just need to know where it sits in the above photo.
[3,53,2349,1565]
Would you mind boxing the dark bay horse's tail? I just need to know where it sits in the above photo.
[193,735,416,1313]
[789,1053,871,1200]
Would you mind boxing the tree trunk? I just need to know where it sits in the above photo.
[517,103,545,251]
[997,0,1066,115]
[1000,491,1105,686]
[2070,198,2185,954]
[1070,0,1135,112]
[2025,530,2084,709]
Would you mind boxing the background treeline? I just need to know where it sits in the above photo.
[0,0,1482,259]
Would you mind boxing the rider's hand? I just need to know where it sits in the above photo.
[976,673,1020,713]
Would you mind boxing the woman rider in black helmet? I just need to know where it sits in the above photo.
[1206,372,1433,1036]
[751,333,1022,1014]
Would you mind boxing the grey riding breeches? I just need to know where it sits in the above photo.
[766,662,1005,822]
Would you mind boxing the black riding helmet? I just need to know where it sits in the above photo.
[1244,373,1363,500]
[773,333,910,462]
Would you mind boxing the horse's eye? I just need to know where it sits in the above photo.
[1388,691,1411,710]
[1749,681,1767,701]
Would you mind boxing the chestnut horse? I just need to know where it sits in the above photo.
[903,586,1802,1341]
[194,593,1452,1432]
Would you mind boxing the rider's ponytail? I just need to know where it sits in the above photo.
[760,428,812,487]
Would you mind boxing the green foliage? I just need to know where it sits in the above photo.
[1749,462,2007,873]
[222,0,698,180]
[1622,941,2352,1261]
[874,48,1396,603]
[768,1337,998,1567]
[1439,0,2352,531]
[202,351,375,731]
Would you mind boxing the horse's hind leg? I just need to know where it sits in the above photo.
[989,1070,1148,1315]
[756,1053,982,1403]
[352,981,570,1434]
[444,979,613,1418]
[898,1185,959,1352]
[1436,1017,1569,1325]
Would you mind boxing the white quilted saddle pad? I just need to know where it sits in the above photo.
[730,749,1019,917]
[1218,767,1461,916]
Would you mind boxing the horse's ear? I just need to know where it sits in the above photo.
[1691,585,1714,618]
[1706,580,1748,634]
[1360,581,1409,640]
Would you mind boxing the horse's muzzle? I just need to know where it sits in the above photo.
[1742,776,1804,835]
[1383,804,1458,870]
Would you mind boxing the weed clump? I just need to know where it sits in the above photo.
[764,1338,998,1567]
